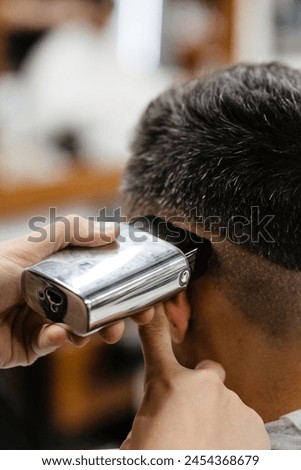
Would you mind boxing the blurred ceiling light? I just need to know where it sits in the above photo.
[116,0,163,74]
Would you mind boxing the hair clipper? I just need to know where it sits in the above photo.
[22,216,211,336]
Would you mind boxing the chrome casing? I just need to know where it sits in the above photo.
[22,223,191,336]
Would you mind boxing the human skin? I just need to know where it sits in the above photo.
[0,214,154,368]
[121,303,271,450]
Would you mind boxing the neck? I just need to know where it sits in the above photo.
[186,285,301,423]
[217,333,301,423]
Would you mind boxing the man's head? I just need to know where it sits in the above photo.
[122,62,301,367]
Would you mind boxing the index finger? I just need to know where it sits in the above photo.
[26,215,119,257]
[139,303,179,382]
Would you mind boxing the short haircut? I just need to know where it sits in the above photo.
[122,62,301,270]
[121,62,301,337]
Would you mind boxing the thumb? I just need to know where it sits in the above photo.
[195,359,226,383]
[3,215,119,273]
[26,215,119,258]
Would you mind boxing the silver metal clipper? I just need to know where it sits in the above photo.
[22,216,211,336]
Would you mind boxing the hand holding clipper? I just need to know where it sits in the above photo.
[22,217,211,336]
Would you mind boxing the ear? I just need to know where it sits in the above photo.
[164,291,191,344]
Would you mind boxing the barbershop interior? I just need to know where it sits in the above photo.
[0,0,300,450]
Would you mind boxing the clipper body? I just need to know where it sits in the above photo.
[22,218,211,336]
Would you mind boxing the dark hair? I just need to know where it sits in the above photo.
[122,62,301,271]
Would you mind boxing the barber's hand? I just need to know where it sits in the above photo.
[0,215,153,368]
[121,304,271,450]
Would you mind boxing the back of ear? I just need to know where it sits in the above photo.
[164,291,191,343]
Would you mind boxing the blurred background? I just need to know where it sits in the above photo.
[0,0,300,449]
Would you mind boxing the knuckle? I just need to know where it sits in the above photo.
[145,369,179,394]
[65,213,77,222]
[65,214,82,227]
[199,368,221,387]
